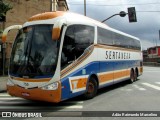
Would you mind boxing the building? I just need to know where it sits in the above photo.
[0,0,69,74]
[52,0,69,11]
[142,50,148,62]
[143,46,160,63]
[147,46,160,58]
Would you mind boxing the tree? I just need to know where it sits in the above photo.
[0,0,13,22]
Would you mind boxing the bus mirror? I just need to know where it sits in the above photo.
[2,25,22,43]
[52,28,61,40]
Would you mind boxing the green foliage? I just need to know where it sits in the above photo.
[0,0,13,18]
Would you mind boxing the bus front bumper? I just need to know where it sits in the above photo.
[7,82,61,103]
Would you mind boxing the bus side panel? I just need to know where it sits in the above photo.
[113,61,128,84]
[61,62,99,101]
[96,45,142,87]
[98,61,114,88]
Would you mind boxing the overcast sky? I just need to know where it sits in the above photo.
[66,0,160,50]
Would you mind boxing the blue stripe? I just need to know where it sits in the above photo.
[61,60,142,100]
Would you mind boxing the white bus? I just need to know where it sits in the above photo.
[2,11,143,103]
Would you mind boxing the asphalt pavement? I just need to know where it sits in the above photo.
[0,64,158,92]
[0,66,160,120]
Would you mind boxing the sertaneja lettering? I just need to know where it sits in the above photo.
[106,50,131,60]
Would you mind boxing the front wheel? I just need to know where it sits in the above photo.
[83,77,98,99]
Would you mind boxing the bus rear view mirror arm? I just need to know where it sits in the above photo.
[2,25,22,43]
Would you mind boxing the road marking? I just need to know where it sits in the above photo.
[63,105,83,109]
[156,82,160,85]
[0,93,84,109]
[0,101,83,109]
[144,71,160,72]
[132,85,146,91]
[142,83,160,90]
[67,101,83,104]
[0,97,25,100]
[120,88,133,91]
[0,93,11,97]
[0,103,83,109]
[0,105,83,110]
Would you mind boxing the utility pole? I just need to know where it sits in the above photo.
[50,0,57,11]
[84,0,86,16]
[159,30,160,41]
[2,22,6,75]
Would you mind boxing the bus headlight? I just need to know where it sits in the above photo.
[7,79,14,86]
[41,82,58,90]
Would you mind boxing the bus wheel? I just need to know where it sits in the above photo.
[134,70,138,81]
[83,77,98,99]
[130,69,135,83]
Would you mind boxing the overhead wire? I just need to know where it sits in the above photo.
[67,2,160,6]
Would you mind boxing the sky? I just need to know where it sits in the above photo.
[66,0,160,50]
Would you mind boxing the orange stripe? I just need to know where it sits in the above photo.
[126,69,131,76]
[52,28,61,40]
[139,67,143,73]
[28,11,65,21]
[71,78,87,90]
[99,69,130,84]
[114,70,129,79]
[11,76,51,82]
[99,73,114,83]
[2,35,6,43]
[7,81,61,103]
[94,44,141,52]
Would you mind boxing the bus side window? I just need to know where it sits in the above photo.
[61,25,94,70]
[61,25,75,70]
[74,25,94,59]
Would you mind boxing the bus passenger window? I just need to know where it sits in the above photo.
[61,25,94,70]
[74,25,94,59]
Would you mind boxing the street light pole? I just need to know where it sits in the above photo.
[101,11,127,23]
[50,0,53,11]
[101,14,119,23]
[84,0,86,16]
[2,22,5,75]
[50,0,56,11]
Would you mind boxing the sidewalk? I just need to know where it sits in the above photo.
[0,76,8,92]
[143,62,160,67]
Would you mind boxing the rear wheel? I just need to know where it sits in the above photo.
[130,69,135,83]
[83,77,98,99]
[134,70,138,81]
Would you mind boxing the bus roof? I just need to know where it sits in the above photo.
[28,11,140,41]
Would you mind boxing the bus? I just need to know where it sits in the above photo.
[2,11,143,103]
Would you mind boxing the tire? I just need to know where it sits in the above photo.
[129,69,135,83]
[134,70,138,81]
[83,77,98,99]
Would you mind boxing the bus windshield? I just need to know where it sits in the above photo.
[9,24,59,78]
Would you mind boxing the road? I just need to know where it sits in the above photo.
[0,66,160,119]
